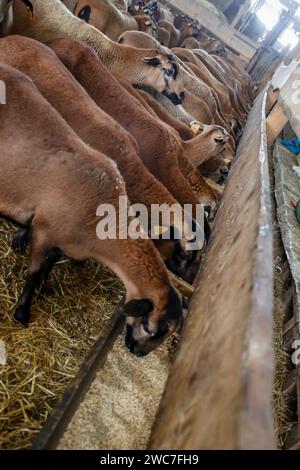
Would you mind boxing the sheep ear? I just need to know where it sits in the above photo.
[142,57,162,67]
[190,122,201,134]
[123,299,154,317]
[145,21,152,26]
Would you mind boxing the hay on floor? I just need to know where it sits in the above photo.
[0,220,123,449]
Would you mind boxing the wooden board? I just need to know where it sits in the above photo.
[149,89,275,450]
[267,102,288,147]
[165,0,257,60]
[278,66,300,141]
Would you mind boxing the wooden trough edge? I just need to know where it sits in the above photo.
[30,269,193,450]
[149,88,275,450]
[31,300,125,450]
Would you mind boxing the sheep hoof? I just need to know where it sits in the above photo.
[11,227,29,254]
[14,307,30,326]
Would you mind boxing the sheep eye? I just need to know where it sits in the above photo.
[78,5,91,22]
[164,68,173,77]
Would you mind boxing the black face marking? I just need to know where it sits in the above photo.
[124,298,154,317]
[162,90,183,106]
[156,286,183,335]
[172,62,178,80]
[204,214,211,243]
[144,57,161,67]
[78,5,91,22]
[125,287,183,356]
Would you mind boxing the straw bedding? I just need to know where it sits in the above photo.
[0,220,123,449]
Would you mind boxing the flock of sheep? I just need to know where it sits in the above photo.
[0,0,254,357]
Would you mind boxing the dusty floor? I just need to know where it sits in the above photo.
[58,335,177,450]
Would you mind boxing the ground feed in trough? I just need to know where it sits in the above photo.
[0,221,123,449]
[58,334,177,450]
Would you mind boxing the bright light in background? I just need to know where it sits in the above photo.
[278,26,299,49]
[256,0,284,31]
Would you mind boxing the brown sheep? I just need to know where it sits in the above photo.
[176,58,235,145]
[73,0,138,41]
[0,35,197,275]
[181,37,201,49]
[133,83,202,128]
[173,47,244,126]
[112,0,128,11]
[11,0,185,105]
[48,38,219,214]
[137,89,229,167]
[135,89,197,141]
[133,14,154,35]
[157,26,170,47]
[158,19,181,48]
[118,30,158,49]
[0,63,184,356]
[160,17,196,47]
[115,79,224,213]
[183,90,215,125]
[192,49,249,117]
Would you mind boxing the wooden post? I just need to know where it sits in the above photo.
[285,39,300,65]
[164,0,257,61]
[266,102,288,146]
[266,88,279,115]
[231,0,252,28]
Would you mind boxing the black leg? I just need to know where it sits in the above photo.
[14,248,62,326]
[11,227,30,254]
[41,248,62,285]
[14,267,45,325]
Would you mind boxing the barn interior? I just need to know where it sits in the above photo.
[0,0,300,451]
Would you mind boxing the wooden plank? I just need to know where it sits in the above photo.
[166,0,257,60]
[149,89,274,450]
[31,302,125,450]
[266,88,279,115]
[231,0,252,28]
[278,70,300,142]
[266,103,288,147]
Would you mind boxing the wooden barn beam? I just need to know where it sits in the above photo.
[165,0,257,60]
[149,89,275,450]
[266,60,300,145]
